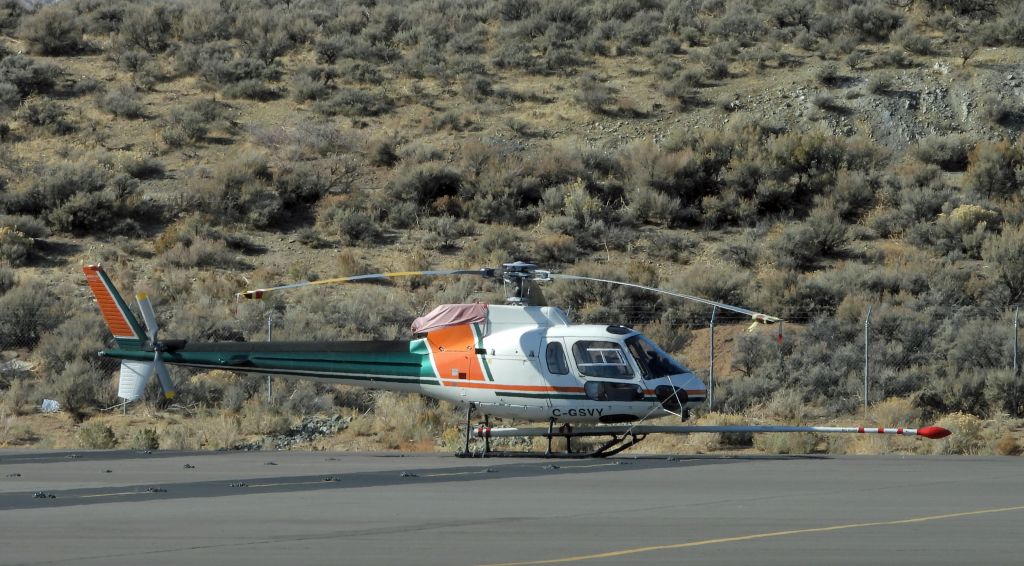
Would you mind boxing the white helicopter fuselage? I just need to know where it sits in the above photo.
[410,305,707,423]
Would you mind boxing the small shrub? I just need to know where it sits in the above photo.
[160,424,202,450]
[158,236,240,269]
[117,3,175,54]
[240,400,290,436]
[19,99,74,135]
[204,415,241,450]
[273,163,333,207]
[77,421,117,449]
[811,93,842,112]
[123,156,164,180]
[0,227,31,266]
[97,85,145,118]
[755,432,818,454]
[419,215,473,250]
[913,136,972,172]
[815,62,840,86]
[0,80,18,113]
[0,266,15,294]
[0,214,42,238]
[964,142,1023,198]
[532,233,577,264]
[338,60,384,85]
[893,24,932,55]
[122,428,159,450]
[979,94,1016,126]
[932,412,984,455]
[366,136,399,167]
[693,412,755,450]
[0,54,59,98]
[770,210,849,270]
[387,162,463,209]
[461,74,493,101]
[291,72,332,102]
[865,73,893,94]
[575,73,613,114]
[995,434,1021,456]
[872,49,912,69]
[985,371,1024,418]
[465,225,528,264]
[847,3,903,42]
[162,100,228,147]
[48,188,130,235]
[317,198,385,246]
[222,79,281,101]
[314,87,393,117]
[19,5,85,56]
[0,282,63,347]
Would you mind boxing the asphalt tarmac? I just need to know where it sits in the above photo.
[1,449,1021,565]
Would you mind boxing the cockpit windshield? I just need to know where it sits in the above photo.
[625,335,689,379]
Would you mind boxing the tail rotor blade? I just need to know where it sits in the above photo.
[152,351,175,400]
[136,293,160,341]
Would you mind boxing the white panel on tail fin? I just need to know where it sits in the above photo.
[118,361,153,401]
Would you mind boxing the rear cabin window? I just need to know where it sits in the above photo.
[571,340,634,379]
[546,342,570,375]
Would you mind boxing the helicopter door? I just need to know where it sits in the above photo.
[569,340,643,402]
[533,340,568,406]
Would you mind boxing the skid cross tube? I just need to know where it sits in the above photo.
[466,422,651,458]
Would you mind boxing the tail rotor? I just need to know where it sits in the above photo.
[136,293,176,400]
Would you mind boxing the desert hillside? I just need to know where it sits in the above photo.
[0,0,1022,455]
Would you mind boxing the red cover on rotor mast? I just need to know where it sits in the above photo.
[411,303,488,334]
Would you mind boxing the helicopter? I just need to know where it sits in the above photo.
[84,262,950,457]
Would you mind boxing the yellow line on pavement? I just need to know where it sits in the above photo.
[479,504,1024,566]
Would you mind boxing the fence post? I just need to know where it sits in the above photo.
[1014,306,1020,378]
[864,305,872,419]
[266,312,273,402]
[708,306,717,409]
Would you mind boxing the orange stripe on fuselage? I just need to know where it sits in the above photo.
[426,324,484,382]
[439,381,584,392]
[84,269,136,338]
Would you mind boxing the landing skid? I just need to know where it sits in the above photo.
[456,406,647,459]
[456,431,648,458]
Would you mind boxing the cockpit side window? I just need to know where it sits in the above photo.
[625,335,687,379]
[571,340,635,379]
[545,342,569,375]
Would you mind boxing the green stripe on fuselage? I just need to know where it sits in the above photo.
[472,323,494,381]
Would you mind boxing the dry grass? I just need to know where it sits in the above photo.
[159,423,204,450]
[239,399,290,436]
[370,391,460,450]
[0,412,36,446]
[931,412,986,455]
[202,414,241,450]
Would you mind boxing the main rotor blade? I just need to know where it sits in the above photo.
[237,269,492,299]
[136,293,159,341]
[475,424,951,439]
[152,352,175,400]
[547,273,781,323]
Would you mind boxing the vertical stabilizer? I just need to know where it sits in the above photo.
[83,265,146,350]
